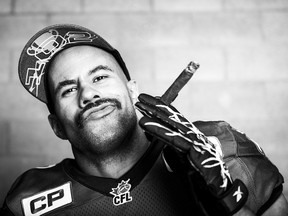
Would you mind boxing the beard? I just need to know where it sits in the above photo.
[70,98,138,161]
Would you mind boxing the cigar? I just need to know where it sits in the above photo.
[160,61,200,105]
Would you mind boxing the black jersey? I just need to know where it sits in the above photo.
[2,140,199,216]
[1,121,284,215]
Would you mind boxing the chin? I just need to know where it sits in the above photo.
[75,112,137,155]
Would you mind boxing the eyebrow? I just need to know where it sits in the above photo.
[54,79,77,96]
[54,65,113,96]
[88,65,113,76]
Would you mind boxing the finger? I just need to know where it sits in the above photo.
[136,100,181,122]
[139,116,192,152]
[138,93,180,113]
[138,93,162,106]
[137,101,195,136]
[135,101,154,118]
[136,101,173,120]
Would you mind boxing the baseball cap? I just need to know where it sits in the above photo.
[18,24,131,104]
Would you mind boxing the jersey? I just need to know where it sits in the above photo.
[1,121,284,216]
[1,140,198,216]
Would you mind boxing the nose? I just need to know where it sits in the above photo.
[79,83,100,108]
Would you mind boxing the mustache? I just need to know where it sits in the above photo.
[76,98,122,128]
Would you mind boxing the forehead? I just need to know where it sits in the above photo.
[47,45,127,85]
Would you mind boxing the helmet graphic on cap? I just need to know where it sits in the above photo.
[18,24,130,104]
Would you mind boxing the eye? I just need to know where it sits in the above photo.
[93,75,108,83]
[61,87,77,97]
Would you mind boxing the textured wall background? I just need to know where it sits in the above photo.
[0,0,288,206]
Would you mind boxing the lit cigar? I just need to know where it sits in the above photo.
[160,61,200,105]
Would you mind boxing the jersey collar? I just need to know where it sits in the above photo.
[63,139,164,196]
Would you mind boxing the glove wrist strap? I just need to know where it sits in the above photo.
[218,179,248,215]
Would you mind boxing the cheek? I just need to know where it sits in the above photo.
[127,88,138,106]
[55,102,77,125]
[129,92,137,105]
[118,86,134,106]
[105,82,130,101]
[123,92,136,112]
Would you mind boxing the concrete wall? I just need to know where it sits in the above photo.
[0,0,288,205]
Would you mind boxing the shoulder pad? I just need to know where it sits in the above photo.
[194,120,284,213]
[193,120,265,159]
[4,160,73,216]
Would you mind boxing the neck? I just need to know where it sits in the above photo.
[72,124,150,179]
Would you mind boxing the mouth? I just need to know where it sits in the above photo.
[76,98,122,129]
[83,103,116,122]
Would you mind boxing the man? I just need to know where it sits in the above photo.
[1,24,287,215]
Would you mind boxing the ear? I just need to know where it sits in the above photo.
[127,80,139,104]
[48,114,67,140]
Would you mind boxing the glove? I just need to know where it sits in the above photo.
[135,93,248,216]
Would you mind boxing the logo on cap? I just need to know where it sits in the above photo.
[25,29,97,97]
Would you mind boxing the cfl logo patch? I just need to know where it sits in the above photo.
[110,179,132,206]
[21,182,72,216]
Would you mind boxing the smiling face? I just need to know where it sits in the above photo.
[47,46,139,157]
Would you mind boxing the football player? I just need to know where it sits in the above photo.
[1,24,287,216]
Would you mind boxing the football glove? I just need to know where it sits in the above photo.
[136,93,248,216]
